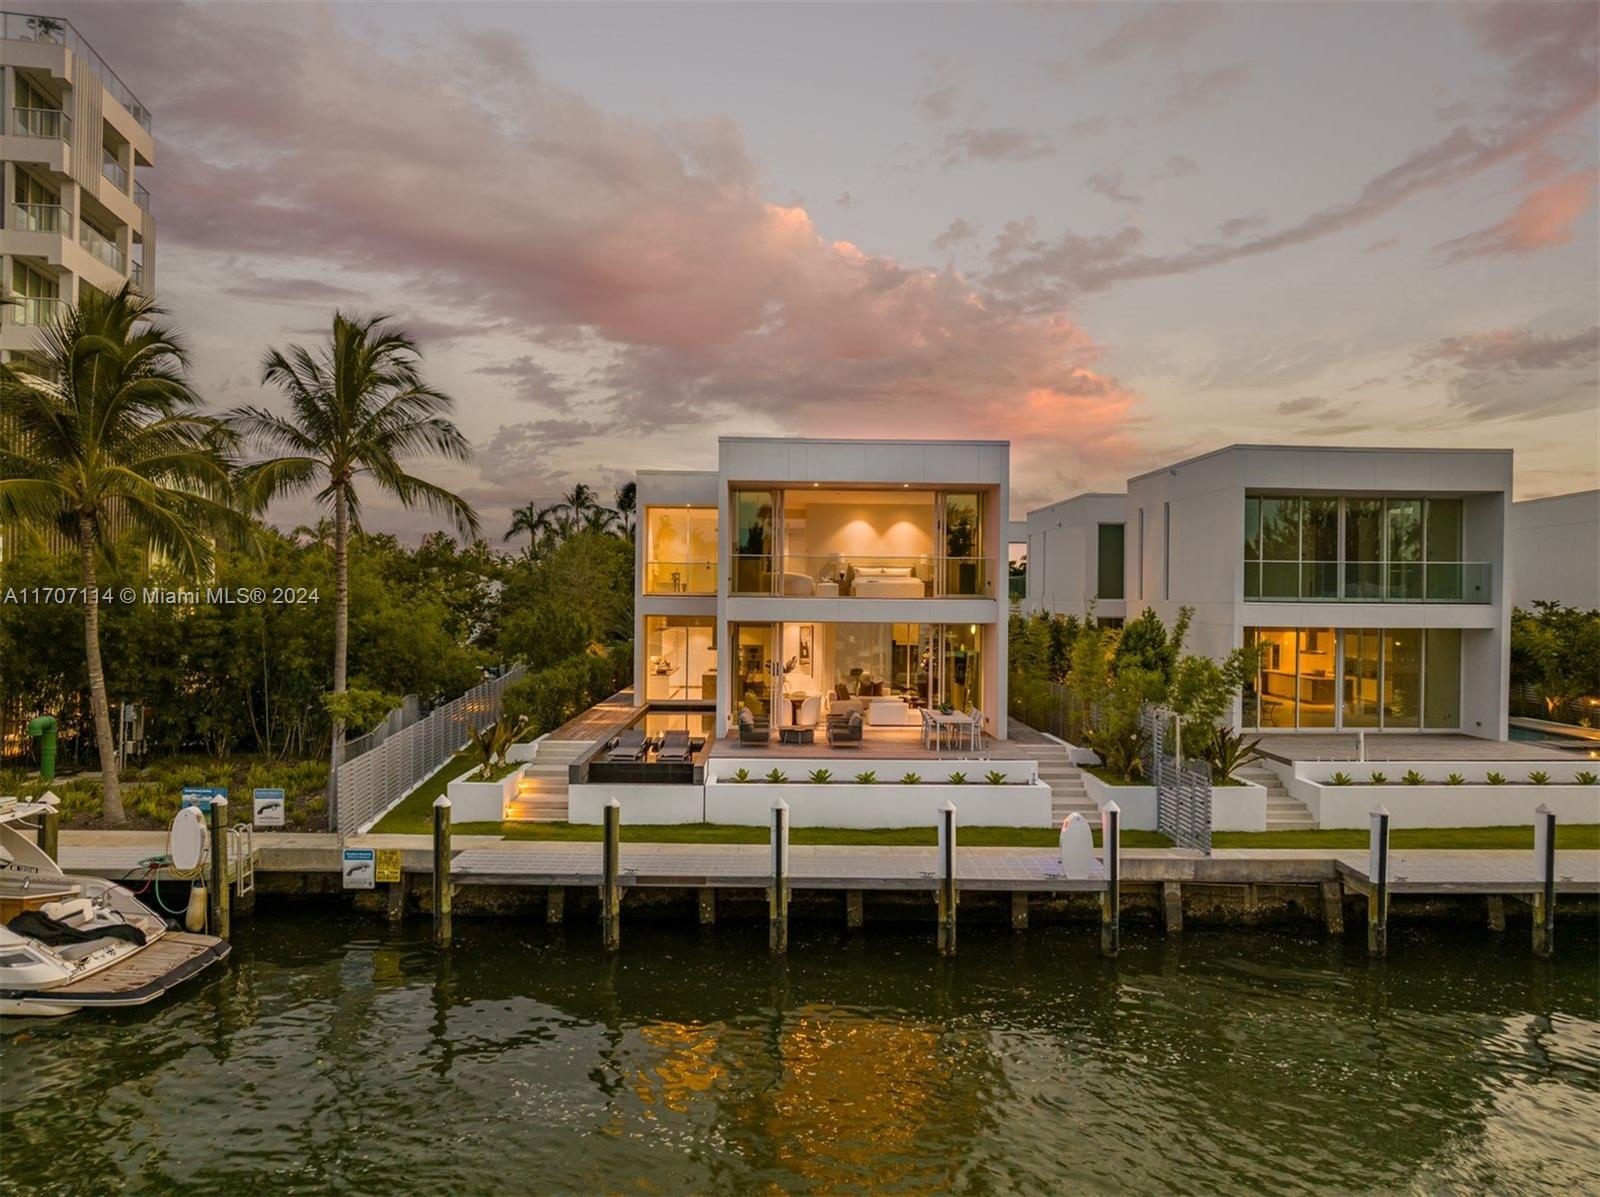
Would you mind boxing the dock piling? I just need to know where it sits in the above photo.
[432,796,452,948]
[1011,891,1029,931]
[601,799,621,952]
[1321,881,1344,936]
[698,886,716,926]
[1486,894,1505,933]
[1532,805,1555,959]
[1100,801,1120,957]
[770,799,789,956]
[37,805,59,863]
[547,886,565,926]
[386,873,408,923]
[1162,881,1183,934]
[936,802,957,956]
[207,798,230,940]
[846,889,864,929]
[1367,806,1390,958]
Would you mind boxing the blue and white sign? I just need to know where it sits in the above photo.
[253,788,286,828]
[180,786,227,813]
[342,848,376,890]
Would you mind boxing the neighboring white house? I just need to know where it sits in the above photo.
[1027,445,1513,740]
[1019,493,1126,624]
[636,437,1010,739]
[1508,489,1599,611]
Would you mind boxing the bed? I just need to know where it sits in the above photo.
[850,566,926,598]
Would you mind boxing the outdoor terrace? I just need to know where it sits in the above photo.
[711,721,1051,762]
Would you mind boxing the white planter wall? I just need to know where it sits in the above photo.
[705,757,1039,785]
[1309,782,1599,829]
[568,783,706,825]
[1081,773,1157,830]
[507,734,546,764]
[1212,780,1268,832]
[704,782,1052,828]
[446,763,528,822]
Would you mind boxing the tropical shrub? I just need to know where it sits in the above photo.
[1206,726,1265,785]
[900,772,922,785]
[984,770,1007,785]
[1486,771,1507,785]
[1527,770,1550,785]
[1401,770,1427,786]
[1576,771,1598,785]
[1446,773,1465,786]
[1368,771,1387,785]
[1329,771,1353,786]
[808,768,833,784]
[466,713,530,777]
[947,771,968,785]
[732,768,752,784]
[854,771,878,785]
[765,768,787,784]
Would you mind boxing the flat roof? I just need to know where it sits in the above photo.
[718,435,1010,447]
[1025,491,1124,517]
[1126,443,1513,484]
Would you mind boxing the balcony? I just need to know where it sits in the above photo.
[10,295,63,326]
[130,261,145,290]
[11,201,66,233]
[643,559,716,595]
[101,148,128,192]
[133,181,150,211]
[11,105,70,143]
[1245,560,1492,603]
[731,554,992,598]
[2,11,152,132]
[78,223,126,273]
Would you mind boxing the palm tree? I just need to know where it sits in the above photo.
[504,500,560,553]
[549,482,602,528]
[0,285,245,823]
[614,480,637,539]
[232,313,480,803]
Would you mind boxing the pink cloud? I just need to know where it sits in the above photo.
[57,1,1141,492]
[1436,170,1597,261]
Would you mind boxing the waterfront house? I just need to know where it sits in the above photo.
[1026,445,1513,740]
[636,436,1011,744]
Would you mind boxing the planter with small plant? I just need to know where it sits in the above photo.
[1401,770,1427,786]
[900,772,922,785]
[807,768,834,785]
[854,771,878,785]
[765,768,788,784]
[1527,770,1550,785]
[1368,771,1387,785]
[984,770,1008,785]
[1577,771,1598,785]
[732,768,753,784]
[1445,773,1465,786]
[947,771,968,785]
[1330,771,1353,786]
[1486,771,1507,785]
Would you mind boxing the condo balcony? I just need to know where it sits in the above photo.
[101,148,128,192]
[11,295,62,325]
[643,559,716,595]
[10,105,69,143]
[11,201,66,233]
[1244,560,1492,603]
[78,222,125,273]
[2,11,153,131]
[133,181,150,211]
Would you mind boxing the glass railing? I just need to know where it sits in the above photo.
[1245,560,1491,603]
[78,223,125,273]
[11,105,70,142]
[11,296,62,325]
[11,201,65,232]
[643,560,717,595]
[130,261,145,289]
[133,181,150,211]
[2,12,152,131]
[101,149,127,191]
[731,554,992,597]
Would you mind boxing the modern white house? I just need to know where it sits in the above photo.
[1019,493,1126,624]
[0,10,155,366]
[636,437,1011,741]
[1508,489,1599,611]
[1027,445,1513,740]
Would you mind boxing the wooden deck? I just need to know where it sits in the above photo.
[9,933,230,1006]
[1335,851,1600,895]
[546,689,639,742]
[711,726,1042,761]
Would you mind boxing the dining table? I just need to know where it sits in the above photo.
[927,709,972,750]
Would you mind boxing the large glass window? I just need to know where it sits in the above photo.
[643,506,717,594]
[1341,628,1382,728]
[644,615,716,700]
[730,490,775,594]
[1296,628,1337,727]
[1423,628,1462,729]
[1258,497,1301,599]
[1096,523,1125,600]
[942,492,984,596]
[731,623,776,722]
[1302,499,1339,599]
[1344,499,1384,599]
[1383,629,1423,728]
[1251,628,1299,729]
[1384,500,1423,601]
[1424,499,1464,601]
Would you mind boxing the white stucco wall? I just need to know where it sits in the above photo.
[1022,492,1126,620]
[1509,490,1599,611]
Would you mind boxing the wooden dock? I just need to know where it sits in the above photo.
[1334,850,1600,894]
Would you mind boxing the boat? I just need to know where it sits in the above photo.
[0,797,230,1017]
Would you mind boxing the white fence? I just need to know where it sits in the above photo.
[332,666,526,833]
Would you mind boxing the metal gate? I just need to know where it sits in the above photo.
[1144,705,1213,854]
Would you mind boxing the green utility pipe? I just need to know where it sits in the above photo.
[26,715,57,784]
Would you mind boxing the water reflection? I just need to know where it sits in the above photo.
[1,915,1596,1195]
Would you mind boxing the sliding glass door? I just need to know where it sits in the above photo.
[1245,626,1462,731]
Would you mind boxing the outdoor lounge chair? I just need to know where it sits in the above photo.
[738,707,771,746]
[826,709,864,748]
[605,728,647,762]
[657,729,693,763]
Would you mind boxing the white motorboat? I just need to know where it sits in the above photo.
[0,798,229,1017]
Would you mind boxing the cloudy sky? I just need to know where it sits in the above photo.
[60,0,1600,538]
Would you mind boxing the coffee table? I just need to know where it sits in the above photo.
[779,727,815,746]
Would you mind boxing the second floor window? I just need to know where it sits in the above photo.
[644,507,717,594]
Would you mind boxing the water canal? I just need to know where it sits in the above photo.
[2,913,1597,1195]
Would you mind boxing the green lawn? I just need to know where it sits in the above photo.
[1212,825,1600,850]
[370,751,479,834]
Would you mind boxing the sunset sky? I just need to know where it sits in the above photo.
[58,0,1600,537]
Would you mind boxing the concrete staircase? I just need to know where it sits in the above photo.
[1239,762,1317,831]
[503,739,590,822]
[1033,741,1098,823]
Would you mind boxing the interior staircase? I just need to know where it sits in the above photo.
[1033,741,1098,823]
[503,739,591,822]
[1239,762,1317,831]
